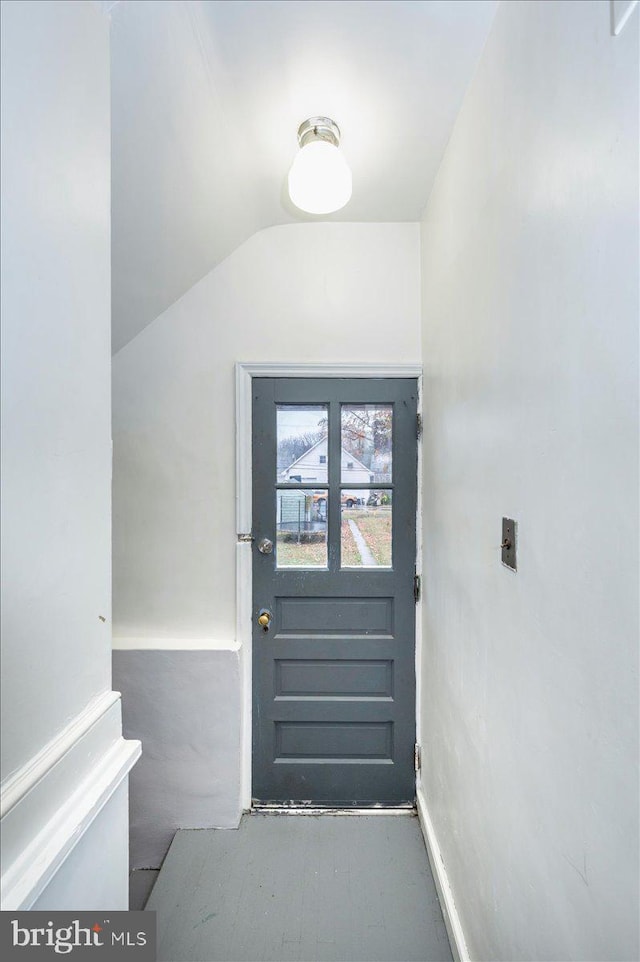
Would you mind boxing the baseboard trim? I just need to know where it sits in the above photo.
[1,690,121,818]
[1,736,141,909]
[416,785,470,962]
[251,805,415,816]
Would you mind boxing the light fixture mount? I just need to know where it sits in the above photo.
[288,116,351,215]
[297,117,341,150]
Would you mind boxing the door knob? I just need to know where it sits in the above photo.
[258,608,272,631]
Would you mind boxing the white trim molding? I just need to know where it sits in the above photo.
[1,693,141,910]
[416,784,470,962]
[1,690,120,819]
[235,362,423,809]
[112,636,240,652]
[2,737,140,910]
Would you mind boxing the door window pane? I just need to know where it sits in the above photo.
[277,490,327,568]
[341,491,392,568]
[277,405,328,482]
[341,405,392,483]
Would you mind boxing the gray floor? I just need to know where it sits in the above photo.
[146,813,453,962]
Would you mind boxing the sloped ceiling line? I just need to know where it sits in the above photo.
[110,0,497,352]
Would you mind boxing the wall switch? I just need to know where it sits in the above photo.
[501,518,517,571]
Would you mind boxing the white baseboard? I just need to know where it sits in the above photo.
[1,693,140,910]
[416,784,471,962]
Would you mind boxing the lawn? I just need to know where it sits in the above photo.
[275,509,392,567]
[276,535,327,567]
[342,507,392,566]
[341,519,361,565]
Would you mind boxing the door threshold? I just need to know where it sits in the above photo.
[250,805,416,816]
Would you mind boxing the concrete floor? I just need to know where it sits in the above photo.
[146,813,453,962]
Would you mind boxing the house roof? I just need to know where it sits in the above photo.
[281,437,370,476]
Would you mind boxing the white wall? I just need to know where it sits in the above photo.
[0,0,138,909]
[419,2,639,960]
[112,222,421,643]
[111,221,420,855]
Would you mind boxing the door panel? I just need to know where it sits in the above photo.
[252,378,417,806]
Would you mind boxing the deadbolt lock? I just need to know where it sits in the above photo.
[258,608,272,631]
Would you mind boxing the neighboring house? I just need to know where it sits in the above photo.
[274,434,389,532]
[277,490,313,529]
[279,437,373,484]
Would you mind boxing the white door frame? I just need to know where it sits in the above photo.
[235,362,423,809]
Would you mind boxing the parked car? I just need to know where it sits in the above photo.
[312,493,363,509]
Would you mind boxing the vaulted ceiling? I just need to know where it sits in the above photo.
[109,0,497,352]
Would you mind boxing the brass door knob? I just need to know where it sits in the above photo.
[258,608,272,630]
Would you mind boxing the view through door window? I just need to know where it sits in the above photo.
[275,403,393,568]
[340,404,392,568]
[276,405,328,567]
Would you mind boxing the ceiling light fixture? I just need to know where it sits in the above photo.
[288,117,352,215]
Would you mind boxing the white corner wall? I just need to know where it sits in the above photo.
[112,222,421,643]
[111,221,421,851]
[419,2,639,961]
[0,0,139,909]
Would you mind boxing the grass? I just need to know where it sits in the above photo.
[341,507,392,566]
[276,535,327,567]
[274,508,392,568]
[341,519,361,565]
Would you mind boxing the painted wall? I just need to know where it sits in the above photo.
[0,0,137,909]
[418,2,639,960]
[113,650,242,869]
[111,222,420,856]
[112,222,420,643]
[1,0,111,780]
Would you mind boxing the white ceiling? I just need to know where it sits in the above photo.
[110,0,497,352]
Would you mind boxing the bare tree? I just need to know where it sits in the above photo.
[277,430,326,471]
[340,407,392,473]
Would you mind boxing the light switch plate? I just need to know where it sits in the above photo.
[502,518,517,571]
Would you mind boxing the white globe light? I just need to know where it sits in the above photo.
[288,140,352,215]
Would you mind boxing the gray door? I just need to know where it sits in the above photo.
[252,378,418,806]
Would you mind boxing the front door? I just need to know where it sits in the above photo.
[252,377,418,806]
